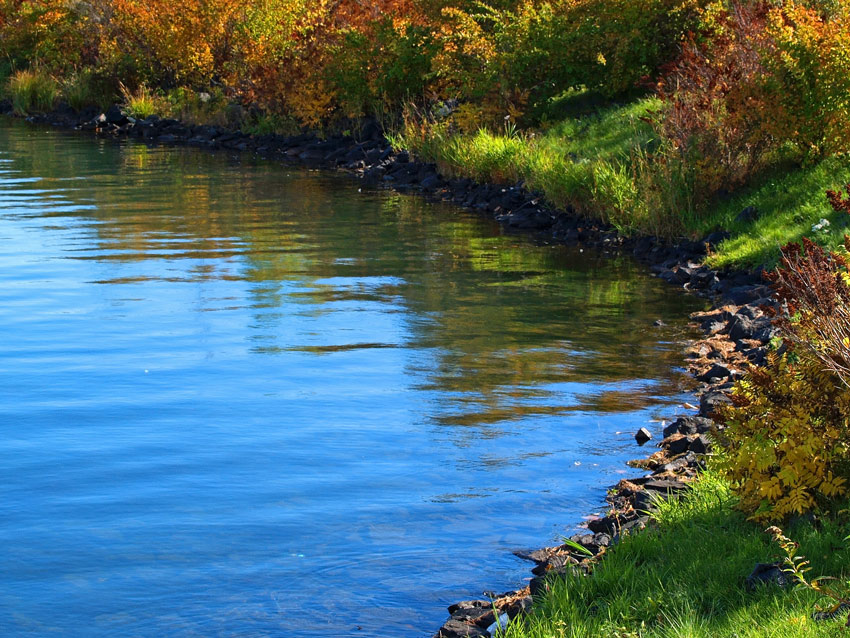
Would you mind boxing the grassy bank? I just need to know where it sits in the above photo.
[504,470,850,638]
[391,95,850,269]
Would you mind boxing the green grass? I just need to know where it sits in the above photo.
[395,97,673,234]
[119,83,165,120]
[702,156,850,269]
[505,470,850,638]
[7,69,58,115]
[394,95,850,269]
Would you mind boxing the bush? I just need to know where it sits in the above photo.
[719,188,850,522]
[8,69,58,114]
[718,348,850,522]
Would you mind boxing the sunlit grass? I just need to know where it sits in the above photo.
[703,156,850,269]
[505,470,850,638]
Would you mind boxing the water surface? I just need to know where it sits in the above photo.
[0,120,705,636]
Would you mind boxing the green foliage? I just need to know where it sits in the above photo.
[7,68,58,114]
[769,525,850,626]
[327,20,438,118]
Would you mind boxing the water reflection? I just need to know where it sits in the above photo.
[0,120,705,637]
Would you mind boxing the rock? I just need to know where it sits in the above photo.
[421,174,441,190]
[662,416,715,438]
[735,206,760,224]
[698,363,732,382]
[447,600,496,627]
[728,315,757,341]
[513,547,553,564]
[689,434,711,455]
[362,165,386,186]
[745,562,794,590]
[635,427,652,445]
[700,390,732,417]
[703,230,730,249]
[619,515,650,534]
[435,618,489,638]
[531,554,575,576]
[663,434,690,455]
[634,489,665,512]
[104,104,127,125]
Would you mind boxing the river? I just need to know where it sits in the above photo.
[0,119,704,636]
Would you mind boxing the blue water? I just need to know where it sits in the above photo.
[0,120,704,636]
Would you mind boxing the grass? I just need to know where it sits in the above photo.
[393,97,672,234]
[120,83,166,119]
[61,69,113,111]
[702,156,850,270]
[7,69,58,115]
[505,470,850,638]
[393,94,850,269]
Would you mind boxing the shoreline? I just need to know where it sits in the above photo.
[1,101,775,637]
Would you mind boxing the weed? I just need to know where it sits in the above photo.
[8,69,58,114]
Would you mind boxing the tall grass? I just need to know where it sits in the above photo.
[8,69,58,114]
[61,69,112,111]
[393,97,691,237]
[119,83,165,119]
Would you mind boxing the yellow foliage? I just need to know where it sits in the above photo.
[718,349,850,522]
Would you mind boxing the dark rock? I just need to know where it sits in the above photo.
[634,489,667,512]
[727,285,771,305]
[104,104,127,125]
[698,363,732,382]
[435,618,489,638]
[663,416,715,438]
[700,390,733,417]
[421,174,441,190]
[531,554,575,576]
[689,434,711,455]
[644,478,689,492]
[663,435,691,455]
[727,315,755,341]
[619,515,650,534]
[746,562,794,590]
[703,230,731,248]
[362,165,386,186]
[743,346,766,366]
[735,206,760,224]
[635,427,652,445]
[586,515,618,536]
[754,325,779,344]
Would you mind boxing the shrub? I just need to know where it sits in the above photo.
[8,69,58,114]
[718,347,850,522]
[718,188,850,522]
[762,1,850,159]
[655,1,776,205]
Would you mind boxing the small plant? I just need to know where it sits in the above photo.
[768,525,850,625]
[119,83,165,120]
[7,69,58,114]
